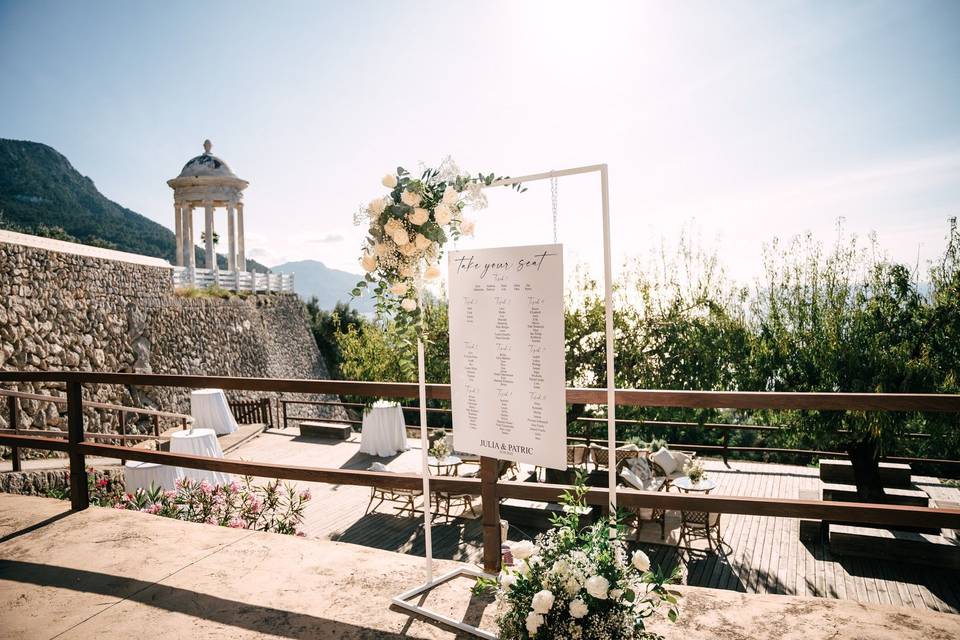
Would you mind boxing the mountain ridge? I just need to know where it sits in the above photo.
[270,259,374,312]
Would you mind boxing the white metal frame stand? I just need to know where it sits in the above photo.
[391,164,617,637]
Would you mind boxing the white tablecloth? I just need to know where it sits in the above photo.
[191,389,239,435]
[124,460,183,493]
[359,401,407,457]
[170,428,233,486]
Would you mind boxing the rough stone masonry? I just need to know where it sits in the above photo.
[0,232,346,450]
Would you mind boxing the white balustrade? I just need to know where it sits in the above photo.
[171,266,294,294]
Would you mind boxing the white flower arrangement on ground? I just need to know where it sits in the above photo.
[353,157,524,333]
[478,478,681,639]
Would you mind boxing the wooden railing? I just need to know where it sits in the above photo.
[2,371,960,573]
[0,388,192,471]
[278,397,960,477]
[228,398,272,427]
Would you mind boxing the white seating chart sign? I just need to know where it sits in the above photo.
[448,243,566,470]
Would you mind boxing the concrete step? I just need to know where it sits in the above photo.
[821,482,929,507]
[298,421,352,440]
[819,459,912,488]
[829,524,960,570]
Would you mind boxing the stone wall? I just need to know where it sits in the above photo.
[0,234,345,447]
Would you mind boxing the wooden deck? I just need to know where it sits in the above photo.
[227,427,960,615]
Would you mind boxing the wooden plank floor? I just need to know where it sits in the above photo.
[227,427,960,615]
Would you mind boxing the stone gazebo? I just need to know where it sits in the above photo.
[167,140,292,292]
[168,140,248,280]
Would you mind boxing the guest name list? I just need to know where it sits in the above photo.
[448,243,566,469]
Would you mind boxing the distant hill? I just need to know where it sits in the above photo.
[0,138,267,272]
[271,259,374,313]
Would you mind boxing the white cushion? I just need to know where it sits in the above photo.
[620,467,646,490]
[367,462,389,472]
[650,447,677,475]
[627,455,652,481]
[671,450,692,471]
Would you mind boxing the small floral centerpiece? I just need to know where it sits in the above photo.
[683,459,706,484]
[429,438,451,462]
[481,481,680,639]
[353,158,523,333]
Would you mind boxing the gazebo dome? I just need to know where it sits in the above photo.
[178,152,236,178]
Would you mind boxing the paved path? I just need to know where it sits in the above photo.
[1,494,958,639]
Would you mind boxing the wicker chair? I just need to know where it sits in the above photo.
[590,444,642,472]
[647,449,697,491]
[677,507,722,550]
[366,486,421,516]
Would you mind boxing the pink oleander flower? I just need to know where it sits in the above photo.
[147,504,162,514]
[227,518,246,529]
[298,488,312,501]
[229,481,241,493]
[199,480,213,495]
[164,490,177,499]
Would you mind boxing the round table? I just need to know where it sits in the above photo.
[191,389,239,435]
[170,428,233,486]
[359,401,407,457]
[124,460,183,493]
[428,455,462,476]
[673,476,717,494]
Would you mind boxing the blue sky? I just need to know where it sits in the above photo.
[1,0,958,284]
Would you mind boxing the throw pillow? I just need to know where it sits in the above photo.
[620,466,646,490]
[650,447,677,475]
[671,450,692,471]
[628,455,652,481]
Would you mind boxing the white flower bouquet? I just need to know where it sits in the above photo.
[353,158,523,332]
[481,481,680,639]
[683,459,706,484]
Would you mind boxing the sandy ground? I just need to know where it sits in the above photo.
[1,494,957,639]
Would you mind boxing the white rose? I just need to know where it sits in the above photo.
[384,218,402,234]
[585,575,609,600]
[400,298,417,312]
[367,197,387,217]
[511,540,537,561]
[390,282,409,296]
[400,190,421,207]
[414,234,431,250]
[499,571,518,590]
[399,243,417,256]
[373,243,388,257]
[424,264,441,281]
[382,174,398,188]
[459,219,476,236]
[610,588,623,601]
[392,228,409,246]
[434,203,452,225]
[442,185,459,204]
[631,550,650,572]
[360,253,377,273]
[408,207,429,225]
[568,598,588,619]
[531,589,555,614]
[525,612,543,636]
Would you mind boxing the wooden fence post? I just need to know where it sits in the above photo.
[8,395,21,472]
[67,382,89,510]
[281,400,288,430]
[480,456,502,574]
[119,410,126,466]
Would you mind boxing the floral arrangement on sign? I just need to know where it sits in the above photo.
[478,479,680,639]
[683,459,706,484]
[354,158,523,333]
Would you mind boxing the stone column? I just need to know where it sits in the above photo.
[204,202,216,271]
[174,203,183,266]
[236,202,246,271]
[186,205,196,270]
[226,204,237,272]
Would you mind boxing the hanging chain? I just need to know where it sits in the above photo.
[550,175,559,243]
